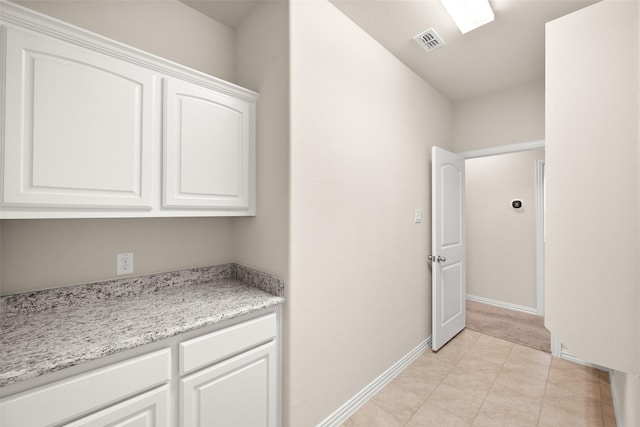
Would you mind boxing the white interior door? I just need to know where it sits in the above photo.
[431,146,466,351]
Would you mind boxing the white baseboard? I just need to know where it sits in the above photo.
[466,294,538,315]
[552,338,609,371]
[559,348,608,370]
[550,334,563,357]
[316,336,432,427]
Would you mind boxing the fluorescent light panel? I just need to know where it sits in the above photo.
[440,0,494,34]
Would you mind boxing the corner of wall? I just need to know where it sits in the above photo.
[232,0,290,283]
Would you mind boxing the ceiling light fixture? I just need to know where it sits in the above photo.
[440,0,494,34]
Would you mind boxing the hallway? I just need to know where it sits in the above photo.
[342,329,615,426]
[466,300,550,353]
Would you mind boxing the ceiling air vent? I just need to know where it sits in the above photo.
[413,29,444,53]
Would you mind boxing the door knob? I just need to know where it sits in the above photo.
[437,255,446,262]
[428,255,435,261]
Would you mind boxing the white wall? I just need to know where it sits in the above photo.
[545,2,639,425]
[452,78,544,152]
[466,149,544,309]
[1,1,237,294]
[289,1,453,425]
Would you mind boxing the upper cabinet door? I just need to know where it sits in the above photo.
[2,27,156,210]
[163,79,255,212]
[1,2,257,218]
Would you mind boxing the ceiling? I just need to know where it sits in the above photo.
[181,0,598,102]
[181,0,261,29]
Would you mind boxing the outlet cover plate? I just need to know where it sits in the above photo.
[116,252,134,275]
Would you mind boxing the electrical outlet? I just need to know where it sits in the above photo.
[116,252,134,275]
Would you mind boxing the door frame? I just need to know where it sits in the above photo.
[535,159,545,315]
[459,139,545,315]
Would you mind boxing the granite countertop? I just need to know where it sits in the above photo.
[0,264,285,388]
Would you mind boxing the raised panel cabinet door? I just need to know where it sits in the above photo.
[180,341,277,427]
[163,78,255,211]
[2,26,156,210]
[64,385,170,427]
[0,349,171,427]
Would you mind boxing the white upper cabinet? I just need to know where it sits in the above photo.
[3,26,156,211]
[164,79,254,211]
[0,3,257,218]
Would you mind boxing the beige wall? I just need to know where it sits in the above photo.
[289,1,453,425]
[452,78,544,152]
[233,4,292,424]
[1,219,235,294]
[234,0,289,282]
[1,1,237,294]
[546,0,639,377]
[466,149,544,309]
[12,0,235,82]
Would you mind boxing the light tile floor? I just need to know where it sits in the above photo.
[342,329,616,426]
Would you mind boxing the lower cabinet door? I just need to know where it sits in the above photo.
[180,341,277,427]
[64,385,170,427]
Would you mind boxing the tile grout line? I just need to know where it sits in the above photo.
[535,354,553,426]
[401,345,459,426]
[468,341,515,424]
[600,380,605,427]
[375,400,405,427]
[433,335,479,424]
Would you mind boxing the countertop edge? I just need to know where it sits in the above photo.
[0,265,285,388]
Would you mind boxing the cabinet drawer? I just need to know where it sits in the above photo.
[64,384,170,427]
[180,313,276,375]
[0,349,171,427]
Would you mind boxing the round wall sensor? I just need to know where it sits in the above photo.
[511,199,523,209]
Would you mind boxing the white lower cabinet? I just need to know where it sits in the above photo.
[179,312,279,427]
[2,25,156,211]
[0,310,281,427]
[180,341,277,427]
[0,349,171,427]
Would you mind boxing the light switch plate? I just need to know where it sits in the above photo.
[414,209,423,224]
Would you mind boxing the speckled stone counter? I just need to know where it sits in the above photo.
[0,264,284,388]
